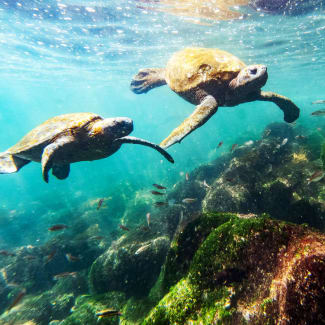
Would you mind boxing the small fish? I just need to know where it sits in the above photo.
[96,308,122,318]
[230,144,238,152]
[244,140,254,146]
[185,173,189,181]
[307,170,325,184]
[24,255,36,260]
[152,184,167,190]
[151,190,165,196]
[312,100,325,105]
[154,201,168,207]
[135,244,151,255]
[44,250,56,264]
[0,250,15,257]
[7,288,26,312]
[146,212,151,227]
[276,138,288,149]
[65,253,80,262]
[119,224,130,231]
[6,282,20,289]
[311,109,325,116]
[97,199,104,210]
[203,180,211,189]
[295,135,306,140]
[182,198,197,204]
[225,177,235,182]
[53,271,77,280]
[281,138,288,146]
[89,236,105,241]
[217,141,223,148]
[48,224,68,232]
[237,213,257,219]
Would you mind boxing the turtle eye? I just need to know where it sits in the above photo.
[250,68,257,75]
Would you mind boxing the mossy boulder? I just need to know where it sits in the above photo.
[161,212,234,290]
[200,123,325,230]
[89,235,170,297]
[61,292,126,325]
[142,214,325,324]
[0,291,74,325]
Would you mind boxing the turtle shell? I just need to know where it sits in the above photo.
[8,112,101,155]
[165,47,247,93]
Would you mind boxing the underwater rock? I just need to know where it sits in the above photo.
[2,245,50,293]
[0,270,88,325]
[199,122,325,230]
[161,212,234,290]
[0,291,74,325]
[61,292,126,325]
[0,227,104,301]
[0,274,10,314]
[89,234,170,297]
[142,213,325,324]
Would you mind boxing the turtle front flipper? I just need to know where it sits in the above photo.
[0,152,30,174]
[115,136,174,163]
[41,136,74,183]
[257,91,300,123]
[130,68,167,94]
[160,95,218,149]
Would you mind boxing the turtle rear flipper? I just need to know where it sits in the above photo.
[130,68,166,94]
[258,91,300,123]
[0,152,30,174]
[52,164,70,180]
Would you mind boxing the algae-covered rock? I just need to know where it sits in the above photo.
[142,214,325,324]
[200,123,325,230]
[89,234,170,297]
[61,292,126,325]
[161,212,234,290]
[0,291,74,325]
[321,142,325,170]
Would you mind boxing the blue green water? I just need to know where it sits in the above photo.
[0,0,324,321]
[0,1,324,242]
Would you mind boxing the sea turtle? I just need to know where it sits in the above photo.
[130,47,300,148]
[0,113,174,183]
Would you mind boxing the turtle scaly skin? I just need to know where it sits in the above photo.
[130,47,300,148]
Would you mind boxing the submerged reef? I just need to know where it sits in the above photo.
[1,122,325,324]
[142,213,325,324]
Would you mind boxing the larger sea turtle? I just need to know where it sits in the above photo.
[130,47,300,148]
[0,113,174,183]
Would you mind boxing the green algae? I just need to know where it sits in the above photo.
[321,143,325,170]
[162,212,235,291]
[141,214,295,325]
[141,278,201,325]
[188,215,266,288]
[61,292,126,325]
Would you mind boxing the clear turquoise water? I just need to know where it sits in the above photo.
[0,1,324,248]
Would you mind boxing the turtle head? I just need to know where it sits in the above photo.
[90,117,133,140]
[229,64,268,97]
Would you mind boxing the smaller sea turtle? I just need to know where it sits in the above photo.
[130,47,300,148]
[0,113,174,183]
